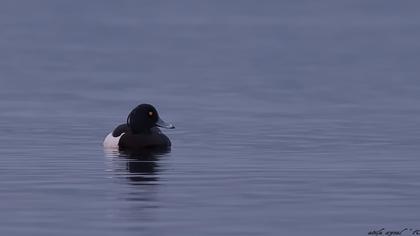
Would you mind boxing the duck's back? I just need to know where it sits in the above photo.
[103,124,128,148]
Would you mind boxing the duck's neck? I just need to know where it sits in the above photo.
[131,127,153,135]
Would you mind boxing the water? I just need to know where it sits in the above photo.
[1,1,420,235]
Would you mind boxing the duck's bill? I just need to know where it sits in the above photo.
[156,118,175,129]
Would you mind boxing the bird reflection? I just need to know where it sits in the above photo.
[105,147,171,185]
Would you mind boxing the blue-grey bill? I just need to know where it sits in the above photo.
[156,118,175,129]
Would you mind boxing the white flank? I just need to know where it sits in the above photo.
[103,132,124,149]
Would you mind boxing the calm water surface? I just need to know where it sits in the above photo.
[1,1,420,235]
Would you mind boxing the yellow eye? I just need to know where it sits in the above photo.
[148,111,153,116]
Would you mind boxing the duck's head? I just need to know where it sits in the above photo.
[127,104,175,134]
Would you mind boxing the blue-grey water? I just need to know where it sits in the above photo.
[1,1,420,235]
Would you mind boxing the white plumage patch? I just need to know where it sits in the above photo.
[103,132,124,149]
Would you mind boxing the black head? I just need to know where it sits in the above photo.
[127,104,174,134]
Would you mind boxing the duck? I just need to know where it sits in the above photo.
[103,104,174,150]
